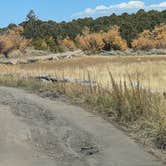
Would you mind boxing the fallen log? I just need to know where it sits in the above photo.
[0,50,85,65]
[34,75,97,87]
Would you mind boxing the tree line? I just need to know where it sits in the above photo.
[0,9,166,54]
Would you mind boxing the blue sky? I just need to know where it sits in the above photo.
[1,0,166,27]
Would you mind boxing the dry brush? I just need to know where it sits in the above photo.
[0,26,31,57]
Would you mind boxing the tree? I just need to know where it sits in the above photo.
[0,26,31,57]
[120,22,137,47]
[60,36,76,50]
[132,24,166,50]
[8,23,17,29]
[75,26,127,51]
[26,10,37,21]
[103,26,127,51]
[75,29,104,52]
[20,9,166,50]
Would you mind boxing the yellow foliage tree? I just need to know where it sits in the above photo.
[75,26,127,51]
[103,26,127,51]
[76,32,104,51]
[0,26,31,57]
[8,26,24,36]
[60,37,76,50]
[76,27,104,51]
[132,24,166,50]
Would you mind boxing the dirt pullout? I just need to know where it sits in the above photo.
[0,87,164,166]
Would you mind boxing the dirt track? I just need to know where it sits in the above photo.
[0,87,164,166]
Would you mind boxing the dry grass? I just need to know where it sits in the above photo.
[0,55,166,92]
[0,55,165,156]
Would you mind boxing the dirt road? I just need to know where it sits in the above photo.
[0,87,164,166]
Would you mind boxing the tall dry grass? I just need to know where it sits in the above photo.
[0,56,166,92]
[0,55,165,151]
[0,66,165,151]
[0,55,165,160]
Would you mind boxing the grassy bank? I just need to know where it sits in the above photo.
[0,56,165,159]
[1,55,166,92]
[0,73,165,157]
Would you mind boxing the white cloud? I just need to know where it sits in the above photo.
[95,5,109,11]
[127,1,145,8]
[149,2,166,8]
[110,1,144,9]
[73,1,166,18]
[84,8,94,14]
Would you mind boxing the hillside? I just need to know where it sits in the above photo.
[0,9,166,54]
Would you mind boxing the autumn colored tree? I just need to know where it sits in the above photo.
[75,26,127,51]
[154,24,166,48]
[103,26,128,51]
[0,26,31,57]
[76,33,104,52]
[132,30,155,50]
[132,24,166,50]
[60,36,76,50]
[19,9,166,50]
[75,27,104,51]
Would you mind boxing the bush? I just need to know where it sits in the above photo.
[75,27,104,52]
[59,37,76,50]
[32,36,65,53]
[132,24,166,50]
[0,26,31,57]
[103,26,128,51]
[132,37,156,50]
[32,38,48,50]
[75,26,128,52]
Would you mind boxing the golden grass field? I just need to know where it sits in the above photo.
[0,55,166,93]
[0,55,165,156]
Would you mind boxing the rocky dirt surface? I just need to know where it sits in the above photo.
[0,87,164,166]
[0,50,85,65]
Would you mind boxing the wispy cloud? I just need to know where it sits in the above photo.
[149,2,166,9]
[73,1,166,18]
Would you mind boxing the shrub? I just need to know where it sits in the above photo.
[0,26,31,57]
[45,36,56,51]
[31,36,65,53]
[75,26,127,51]
[103,26,128,51]
[132,30,156,50]
[32,38,48,50]
[132,24,166,50]
[132,37,156,50]
[75,28,104,52]
[59,37,76,50]
[155,119,166,150]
